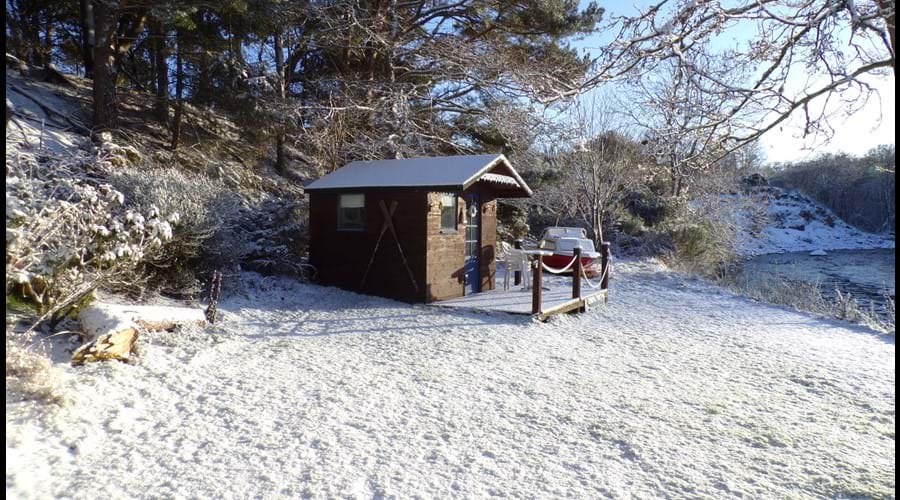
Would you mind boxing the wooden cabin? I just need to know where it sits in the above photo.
[305,155,532,303]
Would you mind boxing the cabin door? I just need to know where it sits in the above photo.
[464,193,481,294]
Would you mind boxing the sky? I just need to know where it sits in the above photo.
[760,75,895,163]
[570,0,895,164]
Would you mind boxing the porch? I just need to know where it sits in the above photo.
[432,246,610,320]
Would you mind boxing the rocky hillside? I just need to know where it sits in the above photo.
[735,185,895,256]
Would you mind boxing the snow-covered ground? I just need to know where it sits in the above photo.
[734,187,894,256]
[7,261,895,499]
[6,73,90,155]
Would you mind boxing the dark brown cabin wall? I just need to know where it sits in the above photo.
[425,192,466,302]
[364,190,428,302]
[309,191,428,302]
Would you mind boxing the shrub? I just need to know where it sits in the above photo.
[622,190,679,227]
[617,212,646,236]
[669,223,714,258]
[105,157,311,294]
[6,148,178,331]
[658,194,739,277]
[104,165,243,295]
[614,229,674,257]
[236,199,310,278]
[666,222,734,276]
[497,202,530,243]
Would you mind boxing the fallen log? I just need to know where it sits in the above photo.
[72,304,207,366]
[71,327,140,366]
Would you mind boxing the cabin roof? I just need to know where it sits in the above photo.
[304,154,532,197]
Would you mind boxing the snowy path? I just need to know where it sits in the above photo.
[6,261,895,499]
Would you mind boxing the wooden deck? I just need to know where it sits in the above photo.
[432,277,607,319]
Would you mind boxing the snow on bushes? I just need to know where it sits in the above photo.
[103,165,243,294]
[97,137,143,167]
[105,165,310,292]
[6,147,178,330]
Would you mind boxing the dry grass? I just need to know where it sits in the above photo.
[6,329,65,405]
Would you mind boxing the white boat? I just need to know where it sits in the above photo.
[537,227,601,272]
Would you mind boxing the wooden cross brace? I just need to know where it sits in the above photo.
[359,200,419,292]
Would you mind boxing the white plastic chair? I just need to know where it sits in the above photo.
[503,248,531,291]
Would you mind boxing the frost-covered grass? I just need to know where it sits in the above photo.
[6,260,895,498]
[723,272,895,335]
[5,330,65,405]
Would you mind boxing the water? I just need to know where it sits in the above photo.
[739,249,895,320]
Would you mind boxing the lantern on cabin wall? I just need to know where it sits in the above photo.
[431,194,442,213]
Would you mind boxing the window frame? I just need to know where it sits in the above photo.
[439,193,459,233]
[337,193,365,232]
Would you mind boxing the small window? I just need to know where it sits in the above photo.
[441,194,457,231]
[338,194,364,231]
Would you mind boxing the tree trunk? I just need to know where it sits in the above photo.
[152,19,168,122]
[22,10,42,66]
[231,32,246,66]
[671,168,683,198]
[592,204,603,246]
[196,50,210,104]
[275,134,286,174]
[42,14,54,67]
[80,0,95,78]
[274,29,287,175]
[171,35,184,150]
[72,303,206,365]
[91,0,121,133]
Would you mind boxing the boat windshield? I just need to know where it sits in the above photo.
[541,227,587,239]
[555,237,595,253]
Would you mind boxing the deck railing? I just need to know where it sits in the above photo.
[525,241,610,318]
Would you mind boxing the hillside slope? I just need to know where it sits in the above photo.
[6,68,310,287]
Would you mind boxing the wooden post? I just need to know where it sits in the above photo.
[572,247,582,300]
[532,254,543,315]
[600,242,611,298]
[205,270,222,324]
[514,239,523,286]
